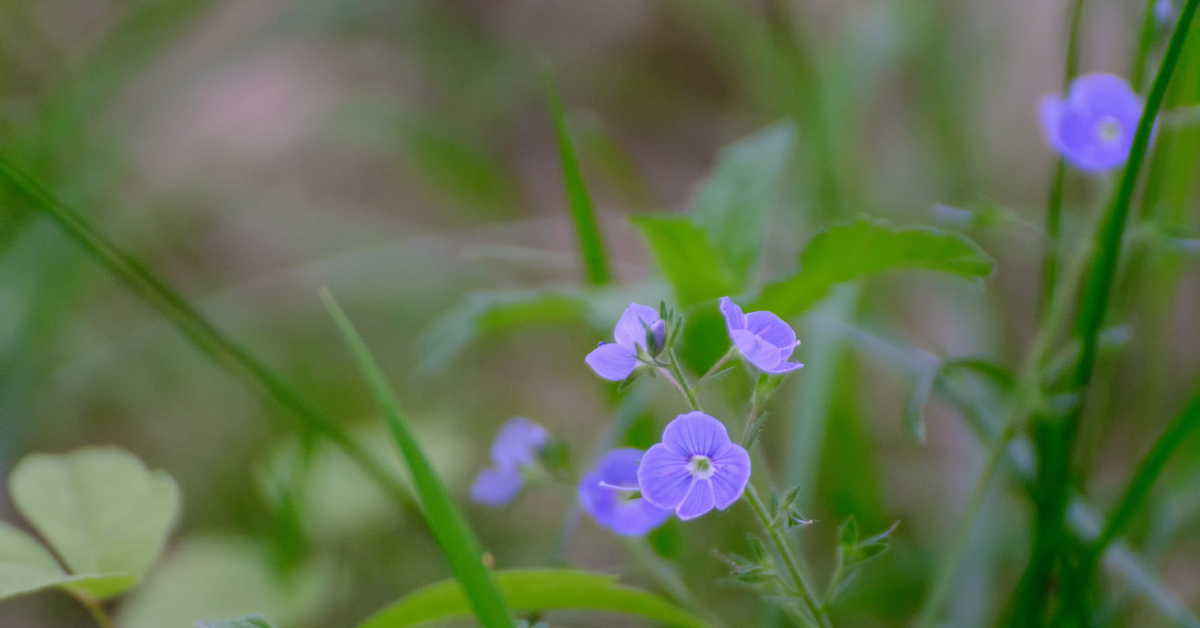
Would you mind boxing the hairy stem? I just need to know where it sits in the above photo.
[746,485,830,628]
[666,349,702,412]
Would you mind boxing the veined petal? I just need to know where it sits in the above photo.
[606,500,673,536]
[490,417,548,467]
[745,311,797,353]
[585,343,639,381]
[580,449,673,536]
[676,479,716,520]
[470,467,523,507]
[711,443,752,509]
[638,443,694,509]
[660,412,732,458]
[762,359,804,375]
[719,297,747,334]
[613,303,661,348]
[732,329,783,371]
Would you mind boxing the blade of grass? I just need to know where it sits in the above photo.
[320,289,513,628]
[0,155,413,511]
[545,70,611,286]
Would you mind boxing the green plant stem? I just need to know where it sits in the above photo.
[1133,0,1162,89]
[1039,0,1087,318]
[666,349,702,412]
[745,485,829,628]
[76,595,114,628]
[0,156,413,507]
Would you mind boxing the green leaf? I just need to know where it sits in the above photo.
[838,517,860,548]
[753,218,995,318]
[117,536,334,628]
[0,521,68,600]
[321,289,513,628]
[358,569,714,628]
[631,215,736,306]
[8,447,180,598]
[419,288,589,373]
[546,71,611,285]
[690,121,796,286]
[195,615,276,628]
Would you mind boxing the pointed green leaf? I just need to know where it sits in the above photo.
[0,521,67,600]
[358,569,713,628]
[631,215,736,306]
[690,121,796,286]
[752,219,994,318]
[195,614,277,628]
[8,447,180,598]
[322,290,512,628]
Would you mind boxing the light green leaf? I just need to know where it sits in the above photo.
[631,215,737,306]
[0,521,67,600]
[8,447,180,599]
[358,569,714,628]
[194,614,277,628]
[419,288,589,373]
[690,121,796,286]
[753,218,995,318]
[118,536,334,628]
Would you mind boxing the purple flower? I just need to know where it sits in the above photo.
[719,297,802,374]
[638,412,751,520]
[470,418,548,506]
[585,303,662,381]
[579,448,673,536]
[1040,73,1143,173]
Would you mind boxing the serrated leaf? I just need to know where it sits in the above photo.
[631,215,737,306]
[358,569,713,628]
[690,121,796,285]
[8,447,179,599]
[752,219,995,318]
[195,615,277,628]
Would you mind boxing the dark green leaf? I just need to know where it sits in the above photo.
[322,290,513,628]
[838,517,860,548]
[631,215,736,306]
[690,121,796,286]
[753,218,995,318]
[357,569,713,628]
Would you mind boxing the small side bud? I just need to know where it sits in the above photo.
[649,320,667,357]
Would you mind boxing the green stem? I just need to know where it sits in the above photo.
[1133,0,1162,89]
[666,349,701,412]
[75,595,114,628]
[745,485,830,628]
[0,156,413,507]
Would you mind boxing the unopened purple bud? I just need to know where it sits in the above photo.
[650,320,667,356]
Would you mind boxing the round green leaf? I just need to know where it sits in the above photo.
[0,521,67,600]
[8,446,180,596]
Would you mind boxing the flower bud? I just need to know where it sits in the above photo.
[648,320,668,357]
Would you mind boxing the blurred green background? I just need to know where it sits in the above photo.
[2,0,1200,626]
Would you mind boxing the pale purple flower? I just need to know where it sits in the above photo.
[638,412,751,520]
[719,297,803,374]
[585,303,662,381]
[578,448,672,536]
[470,418,548,506]
[1040,73,1143,173]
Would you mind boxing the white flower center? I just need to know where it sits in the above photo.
[1097,116,1122,144]
[687,455,716,480]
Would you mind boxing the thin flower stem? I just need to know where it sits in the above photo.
[696,347,736,386]
[745,485,831,628]
[666,349,702,412]
[76,596,114,628]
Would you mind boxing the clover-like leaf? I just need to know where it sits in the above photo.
[8,447,180,599]
[0,521,68,600]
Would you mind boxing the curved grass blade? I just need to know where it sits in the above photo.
[0,155,411,509]
[358,569,713,628]
[320,289,512,628]
[545,71,611,286]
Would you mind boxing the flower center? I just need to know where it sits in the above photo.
[1096,116,1122,144]
[687,455,716,480]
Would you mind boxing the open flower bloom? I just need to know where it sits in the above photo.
[720,297,802,374]
[638,412,751,520]
[470,418,548,507]
[1039,73,1143,173]
[585,303,662,381]
[578,448,672,536]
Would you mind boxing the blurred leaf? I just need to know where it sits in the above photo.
[195,615,276,628]
[8,447,179,599]
[546,72,611,285]
[838,516,860,548]
[631,216,736,306]
[690,121,796,286]
[419,288,589,373]
[0,521,68,600]
[753,218,995,318]
[903,367,937,443]
[358,569,714,628]
[400,120,520,213]
[117,537,334,628]
[322,290,513,628]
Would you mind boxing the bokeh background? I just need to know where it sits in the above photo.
[3,0,1200,626]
